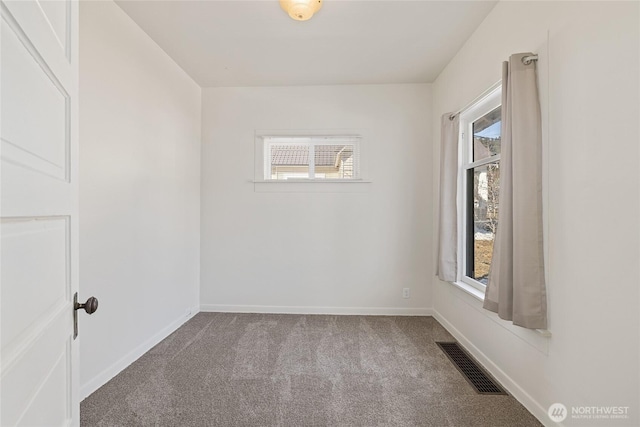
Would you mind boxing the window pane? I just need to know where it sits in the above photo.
[270,145,309,179]
[466,162,500,284]
[315,144,355,179]
[472,106,501,162]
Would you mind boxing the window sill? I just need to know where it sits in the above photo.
[451,280,486,302]
[252,179,372,183]
[448,280,552,338]
[253,180,372,193]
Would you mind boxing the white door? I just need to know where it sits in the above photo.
[1,0,81,425]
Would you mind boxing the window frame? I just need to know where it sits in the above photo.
[457,85,502,292]
[261,135,362,182]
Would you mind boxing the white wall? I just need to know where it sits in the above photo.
[432,2,639,426]
[79,0,201,398]
[201,85,432,314]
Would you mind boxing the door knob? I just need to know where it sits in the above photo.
[75,296,99,314]
[73,293,98,339]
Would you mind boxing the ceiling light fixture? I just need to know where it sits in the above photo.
[280,0,323,21]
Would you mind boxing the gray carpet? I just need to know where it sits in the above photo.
[81,313,541,426]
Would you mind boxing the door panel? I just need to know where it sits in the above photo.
[1,16,69,181]
[35,0,69,57]
[1,315,72,426]
[3,1,72,70]
[1,0,79,425]
[1,218,69,351]
[18,348,71,426]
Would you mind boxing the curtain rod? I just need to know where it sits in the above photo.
[449,55,538,121]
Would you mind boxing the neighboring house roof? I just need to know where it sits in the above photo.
[271,145,353,167]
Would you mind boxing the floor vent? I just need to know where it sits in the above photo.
[436,342,507,395]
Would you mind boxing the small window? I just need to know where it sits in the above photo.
[263,136,361,181]
[459,87,501,290]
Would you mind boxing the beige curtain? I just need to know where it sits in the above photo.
[436,114,459,282]
[483,53,547,329]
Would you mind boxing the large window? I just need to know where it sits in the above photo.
[459,87,501,290]
[263,136,360,181]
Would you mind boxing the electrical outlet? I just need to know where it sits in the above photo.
[403,288,410,299]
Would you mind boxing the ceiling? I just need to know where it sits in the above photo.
[115,0,497,87]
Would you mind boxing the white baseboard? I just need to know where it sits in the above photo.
[432,309,555,427]
[80,306,199,401]
[200,304,433,316]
